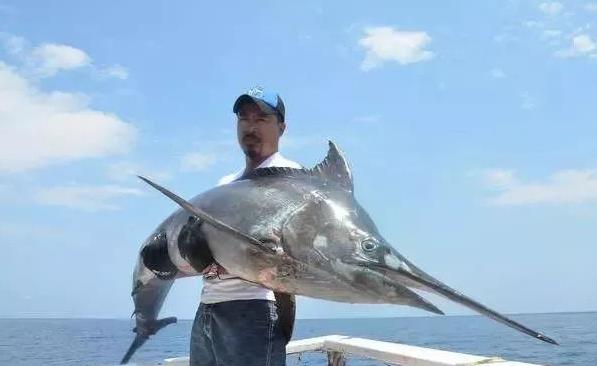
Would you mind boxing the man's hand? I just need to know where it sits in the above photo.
[201,263,229,279]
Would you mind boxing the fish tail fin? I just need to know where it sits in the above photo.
[120,334,148,364]
[121,316,177,364]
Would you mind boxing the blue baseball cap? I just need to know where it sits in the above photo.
[233,86,286,122]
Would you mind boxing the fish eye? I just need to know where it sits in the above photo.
[361,238,378,252]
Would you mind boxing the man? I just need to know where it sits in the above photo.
[190,87,300,366]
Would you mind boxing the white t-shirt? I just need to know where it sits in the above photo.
[200,152,302,304]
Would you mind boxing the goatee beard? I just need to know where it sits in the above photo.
[244,147,261,160]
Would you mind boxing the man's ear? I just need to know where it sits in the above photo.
[278,122,286,136]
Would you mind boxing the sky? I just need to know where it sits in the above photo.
[1,0,596,321]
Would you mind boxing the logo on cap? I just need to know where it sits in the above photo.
[247,86,264,98]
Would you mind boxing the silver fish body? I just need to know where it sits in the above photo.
[121,142,557,364]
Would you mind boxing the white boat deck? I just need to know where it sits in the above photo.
[158,335,543,366]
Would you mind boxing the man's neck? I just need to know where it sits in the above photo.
[245,151,277,171]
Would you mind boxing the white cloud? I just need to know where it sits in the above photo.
[490,68,506,79]
[0,33,26,55]
[519,10,596,58]
[100,64,129,80]
[481,169,518,188]
[358,27,434,70]
[34,184,144,211]
[180,152,218,172]
[555,34,597,58]
[572,34,596,52]
[30,43,91,77]
[538,2,563,16]
[481,169,597,205]
[0,62,137,173]
[0,33,129,80]
[585,3,597,12]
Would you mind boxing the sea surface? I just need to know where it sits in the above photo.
[1,312,595,366]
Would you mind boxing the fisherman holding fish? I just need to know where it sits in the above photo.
[190,87,298,366]
[122,89,557,365]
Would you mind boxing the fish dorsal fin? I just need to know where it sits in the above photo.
[239,167,310,180]
[311,141,353,193]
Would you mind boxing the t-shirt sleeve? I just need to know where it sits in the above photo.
[217,173,237,186]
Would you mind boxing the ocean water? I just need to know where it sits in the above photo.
[0,312,595,366]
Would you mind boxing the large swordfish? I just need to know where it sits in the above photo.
[121,141,557,363]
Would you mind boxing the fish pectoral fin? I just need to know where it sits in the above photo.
[138,175,277,255]
[178,216,214,272]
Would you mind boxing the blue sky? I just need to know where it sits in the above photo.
[1,0,596,320]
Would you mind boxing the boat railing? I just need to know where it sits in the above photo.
[158,334,544,366]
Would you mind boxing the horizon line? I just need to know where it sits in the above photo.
[1,310,595,321]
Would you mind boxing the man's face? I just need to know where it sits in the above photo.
[236,102,285,160]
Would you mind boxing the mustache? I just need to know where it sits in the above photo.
[242,133,261,142]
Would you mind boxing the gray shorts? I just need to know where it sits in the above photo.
[190,300,286,366]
